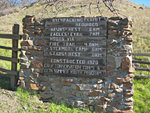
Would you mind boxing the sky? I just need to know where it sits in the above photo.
[14,0,150,7]
[128,0,150,7]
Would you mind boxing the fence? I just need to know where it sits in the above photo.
[0,24,22,90]
[133,53,150,78]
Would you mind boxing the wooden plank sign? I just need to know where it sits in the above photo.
[43,17,107,77]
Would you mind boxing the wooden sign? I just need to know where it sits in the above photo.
[43,17,107,77]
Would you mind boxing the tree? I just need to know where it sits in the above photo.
[7,0,38,7]
[7,0,17,6]
[0,0,10,9]
[41,0,119,16]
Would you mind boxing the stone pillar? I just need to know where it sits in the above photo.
[19,15,44,92]
[106,17,134,113]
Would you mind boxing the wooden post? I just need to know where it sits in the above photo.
[11,24,19,90]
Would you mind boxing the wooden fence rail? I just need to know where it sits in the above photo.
[133,53,150,72]
[133,52,150,78]
[0,24,21,90]
[0,46,21,51]
[133,53,150,57]
[134,75,150,79]
[135,68,150,72]
[133,60,150,65]
[0,34,21,39]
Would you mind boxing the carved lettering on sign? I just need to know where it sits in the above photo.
[43,17,107,77]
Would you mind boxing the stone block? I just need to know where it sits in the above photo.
[40,92,53,100]
[108,30,118,35]
[63,79,74,83]
[121,57,131,71]
[107,56,116,66]
[26,50,43,56]
[109,83,120,89]
[34,69,43,73]
[29,83,39,90]
[127,74,135,78]
[88,90,101,96]
[108,20,119,26]
[109,17,122,20]
[21,40,33,46]
[61,82,71,86]
[35,30,42,36]
[31,61,43,68]
[115,77,131,84]
[71,84,81,91]
[23,16,35,23]
[114,88,123,93]
[124,92,134,97]
[95,105,106,113]
[20,63,30,69]
[106,66,115,71]
[23,34,29,40]
[108,110,133,113]
[108,93,115,98]
[23,29,30,34]
[108,35,118,39]
[125,98,133,102]
[31,32,35,37]
[123,82,134,89]
[35,38,44,45]
[129,65,135,73]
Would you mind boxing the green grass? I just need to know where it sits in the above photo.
[0,74,150,113]
[0,74,11,89]
[14,79,150,113]
[134,55,150,75]
[16,88,92,113]
[133,78,150,113]
[0,39,12,70]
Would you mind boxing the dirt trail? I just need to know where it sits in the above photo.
[0,89,21,113]
[0,74,48,113]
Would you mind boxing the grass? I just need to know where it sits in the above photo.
[6,80,150,113]
[133,78,150,113]
[134,55,150,75]
[0,74,150,113]
[16,88,92,113]
[0,73,11,89]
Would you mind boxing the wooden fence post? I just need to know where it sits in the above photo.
[11,24,19,90]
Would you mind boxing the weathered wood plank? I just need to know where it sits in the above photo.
[135,68,150,72]
[134,75,150,79]
[0,46,21,51]
[0,68,18,75]
[133,53,150,57]
[11,24,19,90]
[43,36,106,40]
[0,56,19,63]
[44,69,106,77]
[133,60,150,65]
[0,34,21,40]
